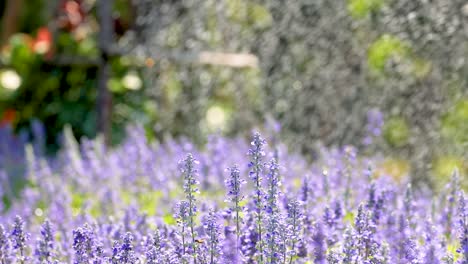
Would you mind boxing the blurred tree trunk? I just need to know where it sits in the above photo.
[1,0,23,44]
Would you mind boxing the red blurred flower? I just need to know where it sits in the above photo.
[33,27,53,56]
[0,109,16,127]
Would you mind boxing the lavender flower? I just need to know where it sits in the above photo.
[93,242,104,264]
[175,201,190,256]
[240,209,259,262]
[222,227,241,263]
[145,246,160,264]
[442,170,460,239]
[0,126,466,264]
[423,221,441,264]
[118,232,137,264]
[286,198,302,264]
[264,213,282,264]
[363,109,384,146]
[327,249,342,264]
[403,183,414,216]
[264,159,282,264]
[181,153,200,260]
[110,241,121,264]
[265,159,281,215]
[34,219,55,263]
[203,209,222,264]
[354,204,382,263]
[366,182,377,210]
[333,200,343,222]
[311,221,326,264]
[343,146,357,210]
[457,192,467,264]
[395,215,421,264]
[323,207,335,228]
[247,132,266,263]
[400,236,421,264]
[300,175,311,204]
[151,228,164,252]
[145,229,167,264]
[381,243,390,264]
[11,215,28,264]
[342,228,357,264]
[372,192,386,225]
[443,254,455,264]
[225,164,245,252]
[0,224,11,264]
[403,183,416,228]
[72,224,95,264]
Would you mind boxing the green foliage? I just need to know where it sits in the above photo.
[18,0,46,33]
[137,191,163,216]
[383,117,410,147]
[0,28,146,147]
[227,0,272,29]
[411,58,432,79]
[108,77,126,93]
[163,213,176,225]
[432,156,466,185]
[0,0,466,178]
[1,195,11,213]
[0,0,151,148]
[348,0,384,18]
[441,99,468,145]
[0,31,99,149]
[71,191,87,211]
[368,34,407,72]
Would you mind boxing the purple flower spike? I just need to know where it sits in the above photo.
[11,216,29,264]
[35,219,55,263]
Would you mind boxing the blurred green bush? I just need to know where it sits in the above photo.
[0,0,466,187]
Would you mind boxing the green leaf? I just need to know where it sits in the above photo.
[368,35,407,73]
[383,117,410,147]
[163,213,176,225]
[441,99,468,144]
[108,78,125,93]
[344,211,355,225]
[138,191,164,216]
[348,0,384,19]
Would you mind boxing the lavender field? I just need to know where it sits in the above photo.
[1,0,468,263]
[0,126,466,264]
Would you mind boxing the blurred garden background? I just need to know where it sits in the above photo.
[0,0,467,189]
